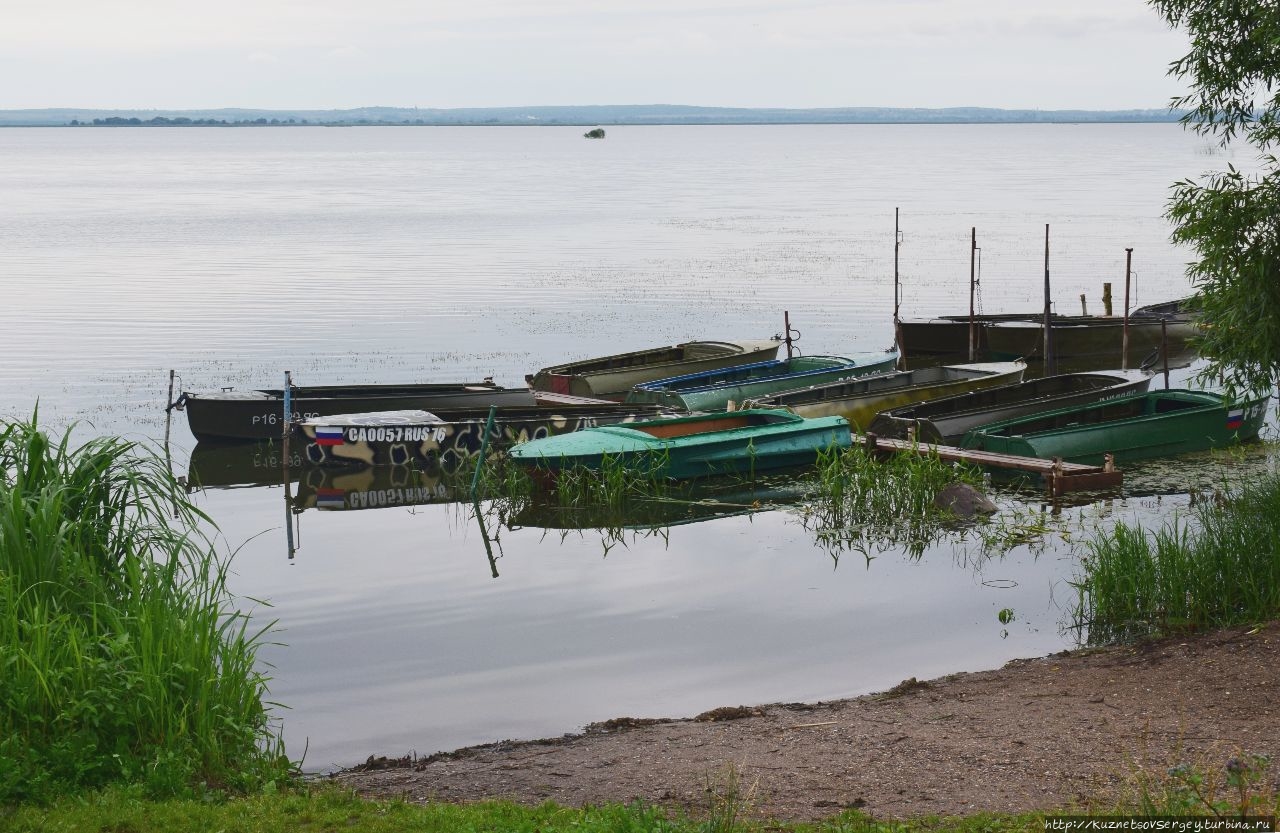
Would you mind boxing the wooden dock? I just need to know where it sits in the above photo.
[859,433,1122,496]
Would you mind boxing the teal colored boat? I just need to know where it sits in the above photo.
[625,351,899,411]
[961,389,1268,464]
[508,408,852,479]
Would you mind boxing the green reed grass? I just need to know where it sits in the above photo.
[800,443,984,560]
[0,416,289,803]
[1073,475,1280,643]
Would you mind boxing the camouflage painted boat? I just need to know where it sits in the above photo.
[508,408,851,479]
[527,339,781,399]
[625,350,898,411]
[867,369,1153,444]
[298,403,669,469]
[177,380,536,442]
[961,389,1268,464]
[743,361,1026,431]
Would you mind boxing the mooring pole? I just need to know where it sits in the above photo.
[1161,320,1170,388]
[1122,248,1133,370]
[968,227,977,362]
[163,369,175,463]
[1043,225,1055,375]
[470,405,499,499]
[784,310,794,360]
[893,208,901,327]
[893,209,905,368]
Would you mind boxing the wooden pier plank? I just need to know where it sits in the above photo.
[859,434,1122,493]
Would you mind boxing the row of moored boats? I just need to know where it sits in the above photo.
[175,317,1268,482]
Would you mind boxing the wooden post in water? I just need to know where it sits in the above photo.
[282,370,296,561]
[1079,293,1088,316]
[968,227,978,362]
[1102,283,1113,316]
[1122,248,1133,370]
[1043,225,1055,375]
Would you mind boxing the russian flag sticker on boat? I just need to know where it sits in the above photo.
[316,488,346,510]
[1226,408,1245,430]
[315,425,345,446]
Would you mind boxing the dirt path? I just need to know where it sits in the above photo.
[332,622,1280,821]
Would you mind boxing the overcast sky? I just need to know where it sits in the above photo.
[2,0,1190,111]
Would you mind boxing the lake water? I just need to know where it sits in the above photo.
[0,123,1269,772]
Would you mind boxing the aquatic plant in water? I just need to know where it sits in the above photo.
[797,443,985,562]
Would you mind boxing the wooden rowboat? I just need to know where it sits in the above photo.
[744,361,1026,431]
[625,350,898,411]
[526,339,781,399]
[961,389,1268,464]
[867,369,1153,444]
[508,408,851,479]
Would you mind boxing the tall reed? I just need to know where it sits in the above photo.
[1074,475,1280,643]
[0,417,288,802]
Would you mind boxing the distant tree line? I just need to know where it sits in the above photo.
[74,117,316,126]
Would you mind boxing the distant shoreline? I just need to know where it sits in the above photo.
[0,104,1183,128]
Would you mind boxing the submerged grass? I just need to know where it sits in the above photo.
[0,416,289,803]
[1073,473,1280,643]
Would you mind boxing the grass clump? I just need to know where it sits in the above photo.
[0,416,289,803]
[1073,474,1280,643]
[799,443,984,560]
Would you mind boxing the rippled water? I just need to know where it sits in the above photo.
[1,123,1269,771]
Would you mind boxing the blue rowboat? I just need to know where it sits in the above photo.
[625,350,899,411]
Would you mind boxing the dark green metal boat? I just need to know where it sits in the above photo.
[961,389,1268,464]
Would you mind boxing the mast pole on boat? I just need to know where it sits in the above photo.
[968,227,977,362]
[1122,248,1133,370]
[282,370,296,561]
[1043,224,1055,375]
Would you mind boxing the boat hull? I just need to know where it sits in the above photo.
[179,383,536,442]
[984,319,1200,369]
[298,404,670,469]
[745,362,1026,431]
[962,390,1268,464]
[508,408,852,479]
[867,370,1153,444]
[626,352,898,411]
[527,339,781,398]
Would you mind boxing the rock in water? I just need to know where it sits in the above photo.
[583,128,606,139]
[934,482,997,517]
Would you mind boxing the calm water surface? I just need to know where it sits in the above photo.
[0,124,1269,770]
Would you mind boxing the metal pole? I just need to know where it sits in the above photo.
[784,310,794,360]
[893,208,900,326]
[470,405,499,499]
[163,369,175,463]
[1161,320,1170,389]
[968,227,977,362]
[1043,224,1055,375]
[1122,248,1133,370]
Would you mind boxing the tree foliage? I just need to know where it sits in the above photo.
[1151,0,1280,394]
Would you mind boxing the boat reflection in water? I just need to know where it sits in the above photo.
[185,441,470,510]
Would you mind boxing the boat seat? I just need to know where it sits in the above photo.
[635,415,755,438]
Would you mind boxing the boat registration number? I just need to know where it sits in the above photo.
[345,426,448,443]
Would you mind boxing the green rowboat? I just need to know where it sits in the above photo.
[744,361,1026,431]
[625,351,899,411]
[507,408,851,479]
[961,389,1268,464]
